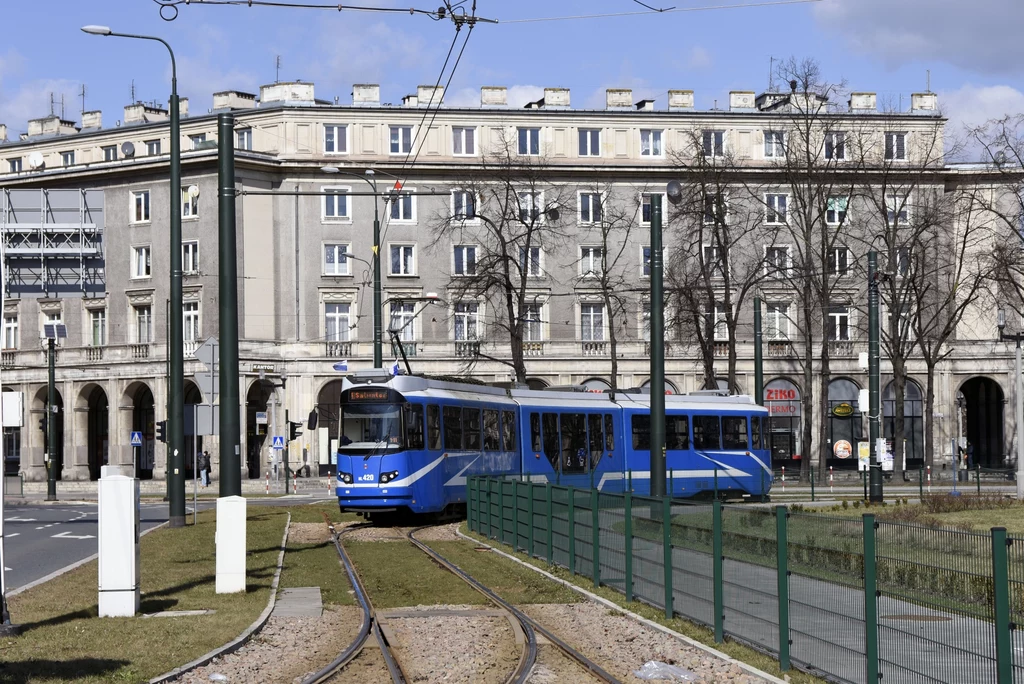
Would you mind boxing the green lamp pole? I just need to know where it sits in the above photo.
[754,296,764,406]
[649,192,668,498]
[868,251,884,502]
[218,113,241,497]
[82,26,185,525]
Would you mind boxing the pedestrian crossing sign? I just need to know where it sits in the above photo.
[272,435,285,450]
[130,431,143,447]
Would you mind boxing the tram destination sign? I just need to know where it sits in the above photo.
[345,388,397,403]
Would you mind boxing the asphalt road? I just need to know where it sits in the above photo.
[1,495,332,593]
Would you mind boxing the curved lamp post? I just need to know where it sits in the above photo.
[997,308,1024,498]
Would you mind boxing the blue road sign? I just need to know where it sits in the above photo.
[272,435,285,450]
[130,431,143,447]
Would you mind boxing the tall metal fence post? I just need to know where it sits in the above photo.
[546,483,553,565]
[527,480,535,558]
[810,467,816,502]
[662,496,673,619]
[713,499,724,643]
[568,486,576,575]
[976,465,982,495]
[467,478,474,531]
[591,488,600,588]
[503,479,511,544]
[863,513,879,684]
[483,480,491,538]
[669,469,674,498]
[918,468,923,501]
[992,527,1013,683]
[624,492,634,602]
[512,479,520,552]
[628,469,633,493]
[775,506,791,671]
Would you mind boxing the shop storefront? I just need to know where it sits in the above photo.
[827,378,863,470]
[763,378,801,469]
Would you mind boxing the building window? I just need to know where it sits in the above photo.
[102,145,118,162]
[765,303,789,340]
[390,244,415,276]
[523,303,543,341]
[324,244,350,276]
[830,247,850,276]
[61,150,75,167]
[146,139,161,156]
[765,193,788,224]
[389,192,415,222]
[640,193,666,226]
[2,316,17,350]
[579,129,601,156]
[182,241,200,274]
[181,186,199,218]
[390,125,413,154]
[183,301,200,343]
[235,128,252,151]
[825,131,846,161]
[518,191,544,222]
[826,196,848,225]
[517,127,540,155]
[764,130,785,158]
[454,302,480,341]
[642,246,651,277]
[641,301,651,341]
[324,124,348,154]
[326,303,351,341]
[135,305,152,344]
[765,245,790,278]
[702,244,724,278]
[828,305,851,341]
[452,190,476,220]
[389,302,415,341]
[579,246,604,277]
[322,187,350,220]
[132,190,151,223]
[581,303,605,341]
[703,130,724,158]
[640,129,663,157]
[452,127,475,156]
[887,193,910,224]
[704,193,726,224]
[8,158,21,173]
[704,304,728,341]
[189,133,207,150]
[453,245,477,276]
[885,132,907,161]
[132,246,152,279]
[520,246,542,277]
[578,192,602,224]
[895,247,913,277]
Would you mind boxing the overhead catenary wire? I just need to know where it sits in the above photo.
[499,0,823,23]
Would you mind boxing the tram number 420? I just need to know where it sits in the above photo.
[358,473,376,482]
[765,388,798,401]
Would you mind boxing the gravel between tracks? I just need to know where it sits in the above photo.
[177,605,362,684]
[524,602,770,683]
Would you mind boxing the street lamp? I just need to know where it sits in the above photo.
[322,167,383,368]
[997,308,1024,498]
[82,25,186,526]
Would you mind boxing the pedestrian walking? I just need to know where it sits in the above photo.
[200,450,210,488]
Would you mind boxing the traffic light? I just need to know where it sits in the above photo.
[307,409,318,431]
[289,421,302,442]
[38,416,47,433]
[156,420,167,443]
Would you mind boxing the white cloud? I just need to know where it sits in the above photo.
[506,85,544,108]
[813,0,1024,74]
[684,46,712,71]
[939,84,1024,158]
[0,79,79,131]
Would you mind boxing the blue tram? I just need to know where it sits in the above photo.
[335,370,771,516]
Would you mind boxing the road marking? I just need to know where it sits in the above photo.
[5,517,36,522]
[3,567,10,572]
[51,528,95,540]
[4,533,19,538]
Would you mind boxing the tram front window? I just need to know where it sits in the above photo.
[339,403,403,454]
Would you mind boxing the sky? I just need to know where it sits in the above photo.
[1,0,1023,159]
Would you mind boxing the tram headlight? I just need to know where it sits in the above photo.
[339,472,353,484]
[380,470,399,484]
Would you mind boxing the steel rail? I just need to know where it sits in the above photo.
[408,527,621,684]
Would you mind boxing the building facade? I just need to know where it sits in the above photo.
[0,80,1017,483]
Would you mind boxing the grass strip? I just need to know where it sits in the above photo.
[0,506,288,683]
[278,508,359,607]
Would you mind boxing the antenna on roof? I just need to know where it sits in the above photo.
[49,92,55,116]
[768,56,774,91]
[131,79,136,103]
[79,84,86,113]
[61,94,65,119]
[275,55,281,84]
[926,69,931,93]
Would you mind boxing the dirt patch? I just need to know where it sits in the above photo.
[288,521,332,544]
[412,523,461,541]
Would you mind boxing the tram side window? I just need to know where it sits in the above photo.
[427,405,442,450]
[723,416,748,450]
[483,409,500,450]
[693,415,721,450]
[465,408,482,450]
[605,414,615,451]
[562,413,587,473]
[404,404,425,450]
[443,406,463,450]
[530,413,542,452]
[542,413,561,470]
[632,414,651,450]
[588,414,604,468]
[750,416,761,450]
[502,410,517,451]
[666,415,689,449]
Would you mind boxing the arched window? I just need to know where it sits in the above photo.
[581,378,611,392]
[827,378,863,469]
[639,378,679,395]
[883,379,924,467]
[526,378,549,391]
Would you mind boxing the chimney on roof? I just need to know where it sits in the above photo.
[729,91,756,111]
[606,89,632,109]
[0,124,7,142]
[352,84,380,106]
[81,110,102,129]
[124,103,169,125]
[668,90,694,111]
[259,81,315,105]
[635,99,655,111]
[213,90,258,110]
[481,86,507,107]
[178,98,188,117]
[26,115,78,137]
[848,92,877,113]
[911,92,938,113]
[417,85,444,106]
[524,97,545,109]
[544,87,570,108]
[402,94,418,107]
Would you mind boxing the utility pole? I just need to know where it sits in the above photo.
[868,251,884,502]
[218,112,242,497]
[46,338,57,501]
[754,296,764,406]
[996,309,1024,498]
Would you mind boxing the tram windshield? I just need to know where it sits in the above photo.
[338,402,404,454]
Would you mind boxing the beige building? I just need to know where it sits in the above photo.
[0,80,1016,483]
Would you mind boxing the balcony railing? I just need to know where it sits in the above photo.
[1,351,14,368]
[829,340,854,357]
[130,344,150,359]
[581,341,607,356]
[391,341,417,358]
[326,341,352,358]
[713,342,730,357]
[523,341,545,357]
[455,341,481,358]
[86,347,104,361]
[183,340,199,358]
[643,341,675,357]
[766,340,794,357]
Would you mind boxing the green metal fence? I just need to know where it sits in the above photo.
[467,476,1018,684]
